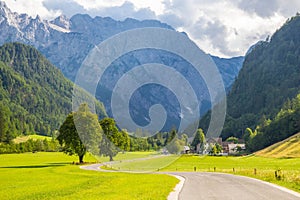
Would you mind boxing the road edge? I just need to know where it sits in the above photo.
[167,174,185,200]
[210,172,300,198]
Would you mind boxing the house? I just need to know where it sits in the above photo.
[206,137,222,145]
[192,136,246,155]
[182,146,190,154]
[197,137,223,155]
[222,141,231,154]
[228,143,246,155]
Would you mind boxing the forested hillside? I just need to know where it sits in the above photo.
[245,94,300,152]
[0,43,106,142]
[217,15,300,140]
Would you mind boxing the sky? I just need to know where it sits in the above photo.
[4,0,300,57]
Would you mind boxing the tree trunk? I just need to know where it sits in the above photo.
[79,155,84,163]
[109,155,113,161]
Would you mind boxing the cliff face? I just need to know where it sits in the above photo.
[0,1,244,132]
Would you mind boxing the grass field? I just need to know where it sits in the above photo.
[13,135,53,143]
[107,155,180,172]
[256,132,300,158]
[96,151,159,163]
[0,152,178,200]
[162,155,300,192]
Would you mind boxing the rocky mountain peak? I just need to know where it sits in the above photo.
[51,15,71,30]
[0,1,9,14]
[0,1,13,22]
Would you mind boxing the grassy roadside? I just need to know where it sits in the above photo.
[0,152,178,200]
[106,155,181,172]
[162,155,300,192]
[255,132,300,158]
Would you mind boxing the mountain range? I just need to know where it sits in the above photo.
[0,1,244,133]
[0,1,243,85]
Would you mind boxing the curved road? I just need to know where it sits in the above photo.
[170,172,300,200]
[81,163,300,200]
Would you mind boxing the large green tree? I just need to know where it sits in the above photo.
[165,130,185,154]
[99,118,130,161]
[57,104,102,163]
[191,128,206,152]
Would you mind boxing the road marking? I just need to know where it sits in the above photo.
[167,175,185,200]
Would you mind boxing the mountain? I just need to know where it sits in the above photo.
[0,1,244,133]
[0,43,106,142]
[0,1,244,87]
[0,2,243,85]
[210,56,244,90]
[220,15,300,139]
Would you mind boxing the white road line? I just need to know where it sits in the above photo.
[167,175,185,200]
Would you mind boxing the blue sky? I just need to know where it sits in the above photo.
[4,0,300,57]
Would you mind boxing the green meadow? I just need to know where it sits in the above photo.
[106,155,181,172]
[0,152,178,200]
[13,135,53,143]
[3,151,300,199]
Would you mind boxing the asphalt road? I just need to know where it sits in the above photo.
[81,160,300,200]
[170,172,300,200]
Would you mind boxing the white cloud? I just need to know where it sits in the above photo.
[3,0,300,57]
[5,0,61,19]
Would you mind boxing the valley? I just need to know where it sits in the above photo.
[0,1,300,200]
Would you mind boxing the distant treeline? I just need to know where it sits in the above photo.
[0,138,60,154]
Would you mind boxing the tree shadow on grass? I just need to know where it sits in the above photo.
[0,163,66,169]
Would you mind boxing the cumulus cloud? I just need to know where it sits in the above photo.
[157,0,290,57]
[192,18,238,56]
[92,1,156,20]
[3,0,300,57]
[43,0,85,17]
[238,0,279,18]
[5,0,60,19]
[238,0,300,18]
[43,0,156,20]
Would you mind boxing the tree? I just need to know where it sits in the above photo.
[166,130,184,154]
[0,102,10,143]
[225,136,238,144]
[209,143,222,156]
[166,138,183,154]
[181,134,188,146]
[167,129,177,144]
[191,128,206,152]
[73,104,102,156]
[243,127,256,152]
[99,118,130,161]
[57,104,102,163]
[120,129,130,152]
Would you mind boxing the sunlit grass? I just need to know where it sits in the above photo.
[256,132,300,158]
[107,155,180,172]
[0,152,178,200]
[96,151,158,163]
[13,135,53,143]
